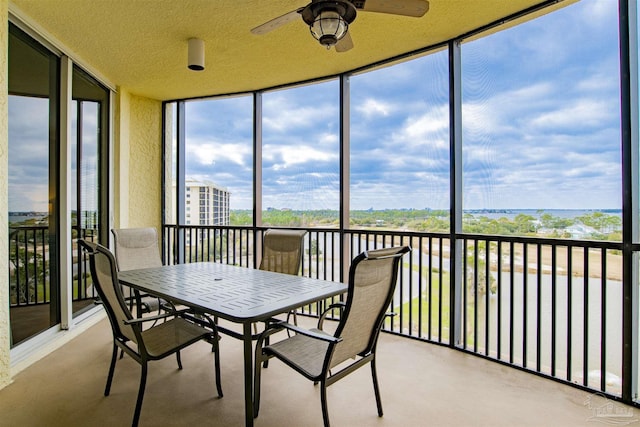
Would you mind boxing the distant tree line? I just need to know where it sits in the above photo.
[230,209,622,240]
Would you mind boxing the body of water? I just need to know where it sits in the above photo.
[8,213,48,225]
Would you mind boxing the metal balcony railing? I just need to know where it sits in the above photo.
[9,225,98,307]
[7,222,630,402]
[162,224,628,403]
[9,225,49,306]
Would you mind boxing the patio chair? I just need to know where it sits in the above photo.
[253,245,411,427]
[111,227,165,315]
[78,239,223,427]
[255,228,307,332]
[259,228,307,275]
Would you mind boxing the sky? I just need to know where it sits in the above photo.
[8,96,50,212]
[8,96,99,213]
[180,0,625,211]
[9,0,631,213]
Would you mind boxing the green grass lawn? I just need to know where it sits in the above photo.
[394,263,451,341]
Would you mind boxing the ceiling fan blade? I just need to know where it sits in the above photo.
[251,8,305,35]
[357,0,429,17]
[335,32,354,52]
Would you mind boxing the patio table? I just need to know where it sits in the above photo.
[118,261,347,427]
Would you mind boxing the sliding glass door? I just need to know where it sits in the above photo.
[8,23,111,344]
[8,23,60,346]
[70,66,109,318]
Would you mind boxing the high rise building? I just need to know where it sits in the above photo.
[180,179,230,226]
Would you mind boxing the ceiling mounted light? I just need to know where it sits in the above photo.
[187,38,205,71]
[301,0,356,48]
[252,0,429,53]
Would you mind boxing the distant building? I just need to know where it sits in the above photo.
[173,179,231,226]
[565,223,597,239]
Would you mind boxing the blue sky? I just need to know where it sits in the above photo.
[9,0,629,213]
[182,0,625,211]
[460,0,621,210]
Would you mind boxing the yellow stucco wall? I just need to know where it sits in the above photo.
[0,0,10,389]
[114,91,162,231]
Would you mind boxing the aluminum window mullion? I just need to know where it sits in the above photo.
[59,55,73,330]
[253,92,263,267]
[449,39,463,348]
[176,102,186,264]
[340,74,351,284]
[620,0,639,402]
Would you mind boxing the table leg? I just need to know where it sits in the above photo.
[243,322,254,427]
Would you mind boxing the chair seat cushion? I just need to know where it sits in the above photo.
[265,328,331,379]
[141,317,211,358]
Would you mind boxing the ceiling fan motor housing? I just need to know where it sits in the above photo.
[301,0,358,24]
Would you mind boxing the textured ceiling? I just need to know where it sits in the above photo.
[10,0,569,101]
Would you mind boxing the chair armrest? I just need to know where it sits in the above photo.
[318,302,346,330]
[161,300,178,312]
[320,302,346,317]
[269,321,342,344]
[123,308,191,325]
[180,311,219,332]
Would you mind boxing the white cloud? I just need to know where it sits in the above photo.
[264,144,338,170]
[397,104,449,148]
[356,98,392,118]
[580,0,617,27]
[8,184,49,212]
[463,82,554,132]
[263,95,338,132]
[577,69,619,93]
[319,132,338,145]
[529,98,615,130]
[187,140,251,166]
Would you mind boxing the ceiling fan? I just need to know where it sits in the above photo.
[250,0,429,52]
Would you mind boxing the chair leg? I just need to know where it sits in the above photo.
[253,350,263,418]
[176,350,183,370]
[132,362,148,427]
[105,343,118,396]
[320,379,331,427]
[261,320,270,368]
[371,358,383,417]
[197,313,219,352]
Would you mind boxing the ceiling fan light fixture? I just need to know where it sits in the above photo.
[301,0,357,48]
[310,10,348,47]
